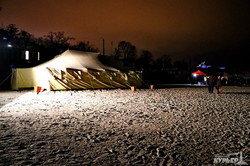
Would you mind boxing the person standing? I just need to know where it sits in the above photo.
[207,76,214,93]
[215,76,222,94]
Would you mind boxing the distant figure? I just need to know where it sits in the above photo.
[215,76,222,94]
[207,76,214,93]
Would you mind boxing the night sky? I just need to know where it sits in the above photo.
[1,0,250,67]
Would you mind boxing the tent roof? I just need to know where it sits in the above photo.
[35,50,119,71]
[192,70,206,76]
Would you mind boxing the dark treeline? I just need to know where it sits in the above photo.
[0,24,98,64]
[102,40,190,85]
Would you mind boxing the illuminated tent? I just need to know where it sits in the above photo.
[11,50,142,90]
[192,70,206,76]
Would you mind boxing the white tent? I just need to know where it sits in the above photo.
[11,50,142,90]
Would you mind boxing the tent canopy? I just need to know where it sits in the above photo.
[35,50,118,71]
[192,70,206,76]
[11,50,142,90]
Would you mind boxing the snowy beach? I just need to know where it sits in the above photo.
[0,87,249,165]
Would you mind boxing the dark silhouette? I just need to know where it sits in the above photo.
[136,50,153,70]
[207,76,215,93]
[71,41,98,52]
[154,54,172,70]
[215,76,222,94]
[114,41,137,67]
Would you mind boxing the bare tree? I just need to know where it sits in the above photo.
[115,41,137,60]
[155,54,172,70]
[72,41,98,52]
[16,30,34,49]
[136,50,153,70]
[43,32,74,46]
[40,31,75,58]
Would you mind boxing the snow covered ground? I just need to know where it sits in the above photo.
[0,87,249,165]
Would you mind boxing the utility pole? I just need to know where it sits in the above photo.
[111,41,113,56]
[102,38,105,56]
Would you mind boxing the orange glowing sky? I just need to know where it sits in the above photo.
[1,0,250,60]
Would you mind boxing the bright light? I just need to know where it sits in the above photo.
[200,65,211,68]
[25,50,29,60]
[193,74,197,77]
[7,44,12,47]
[38,52,40,61]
